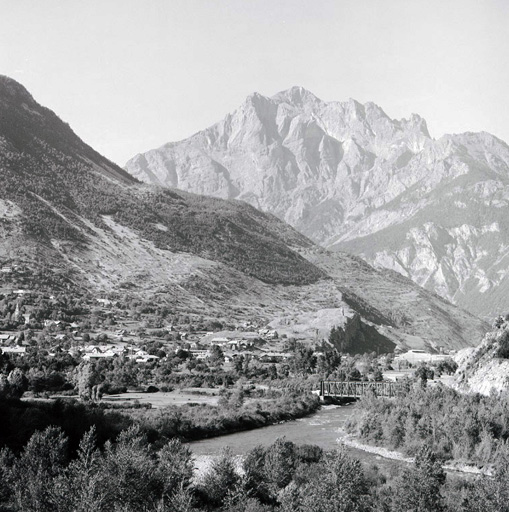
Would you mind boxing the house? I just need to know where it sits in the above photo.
[259,328,278,339]
[189,349,209,360]
[128,349,149,360]
[0,334,13,343]
[44,320,63,328]
[83,350,116,360]
[210,337,229,345]
[259,352,291,363]
[135,354,159,363]
[1,346,26,356]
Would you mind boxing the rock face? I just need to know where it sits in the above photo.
[125,87,509,318]
[455,317,509,395]
[0,76,487,351]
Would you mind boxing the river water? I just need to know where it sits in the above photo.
[188,404,405,473]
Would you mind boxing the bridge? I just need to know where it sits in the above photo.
[319,380,402,399]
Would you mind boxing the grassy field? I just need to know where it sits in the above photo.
[102,389,220,408]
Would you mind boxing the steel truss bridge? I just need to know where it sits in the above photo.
[319,380,402,399]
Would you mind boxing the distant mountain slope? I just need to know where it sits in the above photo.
[125,87,509,318]
[0,76,323,286]
[0,76,487,352]
[303,248,486,351]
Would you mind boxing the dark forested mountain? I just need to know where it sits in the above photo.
[0,76,487,351]
[125,86,509,318]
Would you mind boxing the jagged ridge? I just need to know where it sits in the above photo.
[125,87,509,318]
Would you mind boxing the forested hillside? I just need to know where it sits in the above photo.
[0,75,324,286]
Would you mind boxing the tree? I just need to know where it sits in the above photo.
[51,426,106,512]
[100,425,162,511]
[198,447,240,507]
[415,364,434,388]
[392,445,446,512]
[465,446,509,512]
[8,427,68,512]
[7,368,28,398]
[291,344,316,375]
[229,382,245,409]
[317,350,341,376]
[157,438,194,500]
[208,344,224,366]
[263,438,296,493]
[281,448,372,512]
[74,362,96,400]
[233,355,245,375]
[243,445,269,503]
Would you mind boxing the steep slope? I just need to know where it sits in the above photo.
[0,76,487,352]
[125,87,509,318]
[303,248,486,351]
[455,317,509,395]
[0,76,323,287]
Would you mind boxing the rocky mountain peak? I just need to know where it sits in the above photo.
[125,88,509,318]
[400,113,431,138]
[272,86,322,107]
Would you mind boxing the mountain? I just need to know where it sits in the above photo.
[0,76,487,352]
[0,76,324,287]
[125,87,509,318]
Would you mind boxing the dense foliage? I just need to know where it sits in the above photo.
[2,423,509,512]
[0,388,320,455]
[346,384,509,464]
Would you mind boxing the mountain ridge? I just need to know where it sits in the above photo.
[0,76,487,351]
[125,87,509,318]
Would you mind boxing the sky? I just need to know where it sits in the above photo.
[0,0,508,165]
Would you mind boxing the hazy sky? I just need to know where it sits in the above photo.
[1,0,508,165]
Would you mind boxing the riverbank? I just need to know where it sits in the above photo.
[129,391,322,442]
[336,429,489,476]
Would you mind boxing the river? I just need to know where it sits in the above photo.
[188,403,405,473]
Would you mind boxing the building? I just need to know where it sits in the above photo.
[1,346,26,356]
[394,350,449,365]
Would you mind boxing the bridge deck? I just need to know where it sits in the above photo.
[319,380,401,398]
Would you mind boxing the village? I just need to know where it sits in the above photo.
[0,267,461,402]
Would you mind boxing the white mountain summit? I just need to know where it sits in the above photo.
[125,87,509,318]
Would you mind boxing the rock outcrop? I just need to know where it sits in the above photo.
[455,316,509,395]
